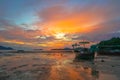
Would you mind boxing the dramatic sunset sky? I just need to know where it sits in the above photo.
[0,0,120,50]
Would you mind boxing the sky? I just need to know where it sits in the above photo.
[0,0,120,50]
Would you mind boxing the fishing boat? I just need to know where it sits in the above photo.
[75,48,95,60]
[73,41,95,60]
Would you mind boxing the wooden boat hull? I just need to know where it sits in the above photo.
[75,52,95,60]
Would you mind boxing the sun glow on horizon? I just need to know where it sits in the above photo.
[0,0,119,50]
[54,33,65,39]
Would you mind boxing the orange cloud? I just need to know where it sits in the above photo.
[1,3,120,50]
[36,5,107,37]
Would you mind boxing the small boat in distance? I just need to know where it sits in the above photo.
[72,41,95,60]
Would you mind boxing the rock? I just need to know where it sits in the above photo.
[101,59,105,62]
[111,65,115,67]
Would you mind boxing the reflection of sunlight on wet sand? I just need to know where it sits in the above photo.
[64,67,84,80]
[0,52,100,80]
[48,62,94,80]
[47,53,94,80]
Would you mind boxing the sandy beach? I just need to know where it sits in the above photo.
[0,52,120,80]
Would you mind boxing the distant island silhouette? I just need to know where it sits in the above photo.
[0,45,13,50]
[98,37,120,46]
[51,48,73,50]
[97,37,120,55]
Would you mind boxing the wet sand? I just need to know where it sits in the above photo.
[0,52,120,80]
